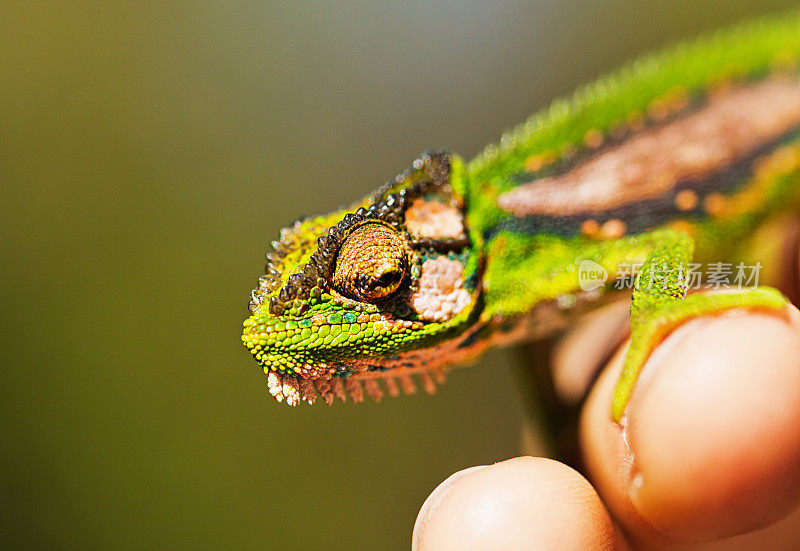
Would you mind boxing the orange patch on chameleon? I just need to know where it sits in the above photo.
[411,256,471,322]
[404,197,465,240]
[668,220,696,236]
[524,150,557,172]
[703,192,728,217]
[583,128,604,149]
[598,219,627,240]
[646,86,690,121]
[675,189,699,211]
[581,219,600,237]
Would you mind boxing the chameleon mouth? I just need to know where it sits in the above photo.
[242,311,442,405]
[254,314,491,406]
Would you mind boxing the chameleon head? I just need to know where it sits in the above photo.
[241,151,485,404]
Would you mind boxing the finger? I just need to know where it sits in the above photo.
[412,457,629,551]
[580,303,800,548]
[552,298,631,404]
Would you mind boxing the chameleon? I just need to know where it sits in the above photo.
[241,9,800,421]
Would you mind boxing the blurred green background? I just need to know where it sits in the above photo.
[2,1,797,549]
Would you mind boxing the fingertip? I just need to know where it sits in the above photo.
[413,457,626,551]
[413,465,488,549]
[582,304,800,544]
[626,308,800,538]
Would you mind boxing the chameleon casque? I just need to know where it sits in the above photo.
[242,10,800,421]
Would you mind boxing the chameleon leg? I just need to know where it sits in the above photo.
[611,229,788,421]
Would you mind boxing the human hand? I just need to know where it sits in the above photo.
[412,299,800,550]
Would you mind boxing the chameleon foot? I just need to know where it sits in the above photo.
[611,287,788,421]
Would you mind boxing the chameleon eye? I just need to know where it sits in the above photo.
[332,222,407,302]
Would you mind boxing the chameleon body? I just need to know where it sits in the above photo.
[242,10,800,420]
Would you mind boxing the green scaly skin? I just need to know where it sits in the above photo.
[242,9,800,420]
